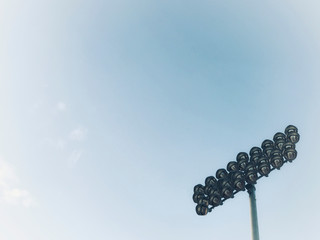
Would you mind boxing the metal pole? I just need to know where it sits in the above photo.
[247,184,260,240]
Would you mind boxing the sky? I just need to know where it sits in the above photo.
[0,0,320,239]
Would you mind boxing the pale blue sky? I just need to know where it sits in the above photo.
[1,0,320,239]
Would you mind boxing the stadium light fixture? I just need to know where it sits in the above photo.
[192,125,300,240]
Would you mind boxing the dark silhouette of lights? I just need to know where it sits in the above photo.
[192,125,300,215]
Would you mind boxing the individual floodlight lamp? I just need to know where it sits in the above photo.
[250,155,260,165]
[282,142,297,162]
[285,125,298,135]
[205,176,218,187]
[192,193,205,204]
[218,178,234,199]
[204,177,218,195]
[282,141,295,151]
[209,193,222,207]
[270,149,284,169]
[193,184,205,195]
[204,185,214,195]
[287,132,300,143]
[249,147,262,157]
[193,184,206,204]
[196,204,208,215]
[227,161,239,172]
[208,187,222,207]
[230,171,246,191]
[273,132,286,151]
[284,149,297,162]
[257,156,271,176]
[245,162,258,184]
[285,125,300,144]
[198,197,209,207]
[237,152,249,171]
[216,168,228,179]
[261,139,274,157]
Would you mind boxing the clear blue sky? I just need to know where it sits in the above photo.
[1,0,320,239]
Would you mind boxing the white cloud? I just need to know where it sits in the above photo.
[67,150,83,168]
[0,160,18,187]
[3,188,35,207]
[45,125,88,167]
[0,158,36,207]
[69,126,88,141]
[57,139,67,150]
[57,101,67,111]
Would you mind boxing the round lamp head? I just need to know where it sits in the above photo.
[250,147,262,157]
[250,155,260,164]
[230,171,245,191]
[193,193,205,203]
[284,141,295,149]
[238,160,247,171]
[237,152,249,170]
[281,141,296,160]
[196,204,208,216]
[218,178,232,189]
[209,194,221,207]
[237,152,249,162]
[245,162,257,184]
[258,162,271,176]
[270,155,284,169]
[245,171,258,184]
[271,149,282,158]
[218,179,234,199]
[194,184,205,194]
[274,139,286,151]
[287,132,300,144]
[231,171,244,180]
[216,169,228,179]
[261,139,274,150]
[285,125,298,135]
[227,161,239,172]
[233,178,246,191]
[198,198,209,207]
[204,185,215,196]
[205,185,220,196]
[245,162,256,172]
[205,176,218,187]
[263,146,274,158]
[221,188,234,199]
[284,149,297,162]
[257,155,268,164]
[273,132,286,142]
[209,188,221,197]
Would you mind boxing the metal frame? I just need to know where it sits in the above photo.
[207,161,288,212]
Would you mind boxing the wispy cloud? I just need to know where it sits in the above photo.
[44,124,88,167]
[67,126,88,167]
[69,126,88,141]
[67,150,83,168]
[0,158,36,207]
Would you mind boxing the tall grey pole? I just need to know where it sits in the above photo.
[247,184,260,240]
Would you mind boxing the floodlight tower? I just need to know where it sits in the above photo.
[192,125,300,240]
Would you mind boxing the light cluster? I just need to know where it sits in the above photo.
[193,125,300,216]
